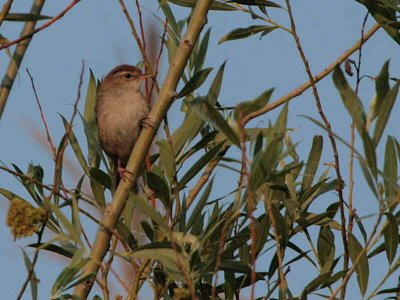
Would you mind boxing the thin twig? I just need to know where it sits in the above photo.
[284,1,349,292]
[26,69,57,159]
[117,0,160,93]
[149,18,168,100]
[242,22,380,125]
[0,0,81,51]
[135,0,149,95]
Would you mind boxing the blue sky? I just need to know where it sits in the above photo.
[1,0,399,299]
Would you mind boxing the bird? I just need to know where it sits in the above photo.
[95,64,151,186]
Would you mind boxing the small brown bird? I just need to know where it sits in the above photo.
[95,65,150,180]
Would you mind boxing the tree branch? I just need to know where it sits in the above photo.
[0,0,45,120]
[242,22,380,125]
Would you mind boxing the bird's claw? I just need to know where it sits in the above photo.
[141,117,154,130]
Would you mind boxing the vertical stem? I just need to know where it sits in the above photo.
[284,1,349,297]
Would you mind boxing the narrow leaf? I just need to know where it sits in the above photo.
[229,0,282,8]
[234,88,274,120]
[4,13,52,22]
[348,233,369,296]
[167,0,237,10]
[219,25,276,44]
[383,213,399,264]
[188,98,240,146]
[177,68,213,98]
[333,66,366,136]
[302,135,323,190]
[383,136,398,198]
[373,79,400,146]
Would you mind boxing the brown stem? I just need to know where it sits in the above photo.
[117,0,160,93]
[285,1,350,293]
[26,69,57,159]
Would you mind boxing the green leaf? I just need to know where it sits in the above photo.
[377,287,400,295]
[89,167,111,190]
[145,171,171,209]
[156,139,176,180]
[172,62,226,154]
[348,233,369,296]
[207,61,226,105]
[177,143,223,190]
[359,160,378,198]
[132,194,168,230]
[186,178,213,230]
[51,250,90,295]
[302,135,323,190]
[355,0,400,44]
[317,226,335,273]
[373,79,400,146]
[157,0,180,38]
[219,25,277,44]
[167,0,237,10]
[21,248,38,300]
[116,221,138,250]
[28,243,74,258]
[383,136,398,198]
[177,68,213,98]
[228,0,282,8]
[188,98,240,146]
[372,60,390,121]
[4,13,52,22]
[60,115,89,174]
[383,213,399,264]
[220,260,252,273]
[194,28,211,73]
[79,113,109,171]
[234,88,274,120]
[129,242,189,280]
[84,70,100,168]
[301,272,331,296]
[332,66,366,136]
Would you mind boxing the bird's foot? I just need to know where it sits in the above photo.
[117,166,133,182]
[141,117,154,130]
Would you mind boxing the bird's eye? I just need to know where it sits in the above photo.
[124,73,131,79]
